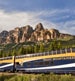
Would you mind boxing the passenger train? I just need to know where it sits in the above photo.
[0,48,75,73]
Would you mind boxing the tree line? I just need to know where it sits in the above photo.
[0,40,74,57]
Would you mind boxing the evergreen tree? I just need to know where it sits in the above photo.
[34,45,38,53]
[12,49,16,56]
[57,41,62,49]
[39,43,44,52]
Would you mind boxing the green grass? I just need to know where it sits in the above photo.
[0,73,75,81]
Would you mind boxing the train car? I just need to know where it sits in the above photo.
[0,56,14,72]
[0,48,75,73]
[16,48,75,74]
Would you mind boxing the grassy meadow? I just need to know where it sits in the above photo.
[0,73,75,81]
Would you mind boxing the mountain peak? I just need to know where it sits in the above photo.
[35,23,44,31]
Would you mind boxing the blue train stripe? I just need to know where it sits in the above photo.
[24,63,75,71]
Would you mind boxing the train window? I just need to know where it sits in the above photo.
[70,57,73,59]
[34,61,45,66]
[57,50,60,54]
[44,61,50,65]
[38,53,41,56]
[43,52,45,55]
[39,61,44,65]
[48,52,51,55]
[72,48,75,52]
[50,61,54,65]
[27,62,31,67]
[67,48,71,53]
[34,61,39,66]
[68,57,71,59]
[51,51,53,55]
[48,51,50,54]
[62,49,66,53]
[69,57,73,59]
[33,54,36,57]
[71,57,75,59]
[45,52,48,55]
[52,51,56,54]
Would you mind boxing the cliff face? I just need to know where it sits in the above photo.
[0,23,74,44]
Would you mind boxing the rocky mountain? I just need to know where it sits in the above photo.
[0,23,74,44]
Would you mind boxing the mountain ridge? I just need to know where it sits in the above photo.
[0,23,74,44]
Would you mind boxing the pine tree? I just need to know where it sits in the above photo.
[39,43,44,52]
[34,45,38,53]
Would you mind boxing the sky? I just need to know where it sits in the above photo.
[0,0,75,35]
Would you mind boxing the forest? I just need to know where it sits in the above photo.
[0,39,75,57]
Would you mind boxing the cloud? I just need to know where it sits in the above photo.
[55,20,75,35]
[0,9,75,35]
[0,9,57,31]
